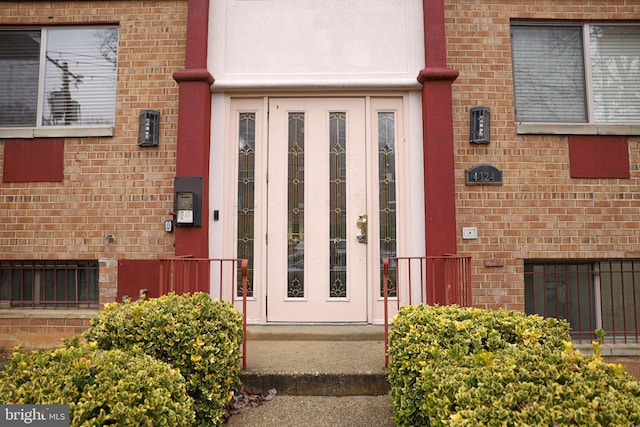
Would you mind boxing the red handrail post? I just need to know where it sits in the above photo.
[465,257,472,307]
[383,258,390,367]
[241,258,248,370]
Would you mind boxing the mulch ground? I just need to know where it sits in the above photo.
[0,348,10,365]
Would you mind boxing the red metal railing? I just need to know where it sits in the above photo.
[159,256,249,369]
[383,255,473,365]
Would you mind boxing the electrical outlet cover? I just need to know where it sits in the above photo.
[462,227,478,239]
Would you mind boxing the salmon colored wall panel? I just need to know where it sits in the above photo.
[117,259,161,302]
[3,139,64,182]
[569,135,630,179]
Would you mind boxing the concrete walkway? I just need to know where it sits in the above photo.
[226,395,395,427]
[226,325,396,426]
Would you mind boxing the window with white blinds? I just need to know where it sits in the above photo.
[0,26,119,129]
[512,24,640,125]
[591,25,640,123]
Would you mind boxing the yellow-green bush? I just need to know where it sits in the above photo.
[0,338,194,426]
[388,305,640,426]
[84,292,243,426]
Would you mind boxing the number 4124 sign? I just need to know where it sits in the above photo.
[465,164,503,186]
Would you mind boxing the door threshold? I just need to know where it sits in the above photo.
[245,323,385,341]
[257,322,370,326]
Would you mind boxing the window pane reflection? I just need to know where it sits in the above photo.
[42,27,118,126]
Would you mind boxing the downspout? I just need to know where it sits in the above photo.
[173,0,214,261]
[419,0,459,303]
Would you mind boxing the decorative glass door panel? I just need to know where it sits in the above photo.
[237,112,256,297]
[267,98,367,322]
[329,112,347,298]
[287,112,305,298]
[378,112,397,298]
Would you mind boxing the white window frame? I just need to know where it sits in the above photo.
[0,26,118,139]
[512,22,640,136]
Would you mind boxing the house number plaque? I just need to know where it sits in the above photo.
[465,164,503,186]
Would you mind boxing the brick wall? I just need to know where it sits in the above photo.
[445,1,640,310]
[0,310,95,350]
[0,1,187,306]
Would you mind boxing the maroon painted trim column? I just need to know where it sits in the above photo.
[419,1,459,303]
[173,0,213,258]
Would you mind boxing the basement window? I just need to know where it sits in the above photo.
[0,260,99,309]
[524,260,640,344]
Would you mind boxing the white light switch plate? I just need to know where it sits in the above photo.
[462,227,478,239]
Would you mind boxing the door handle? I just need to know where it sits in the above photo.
[356,215,367,244]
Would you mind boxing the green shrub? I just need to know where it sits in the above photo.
[388,305,640,426]
[84,292,243,426]
[0,338,194,426]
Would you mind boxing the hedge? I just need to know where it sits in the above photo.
[0,338,194,426]
[84,292,243,426]
[388,305,640,426]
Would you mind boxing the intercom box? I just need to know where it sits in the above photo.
[173,176,203,227]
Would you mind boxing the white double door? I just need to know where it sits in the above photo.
[226,96,404,323]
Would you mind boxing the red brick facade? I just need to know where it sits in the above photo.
[0,1,186,348]
[446,1,640,310]
[0,1,185,290]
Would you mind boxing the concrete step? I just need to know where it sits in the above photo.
[245,324,386,341]
[240,325,389,396]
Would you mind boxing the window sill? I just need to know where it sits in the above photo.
[576,343,640,357]
[0,309,98,319]
[516,122,640,136]
[0,126,114,139]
